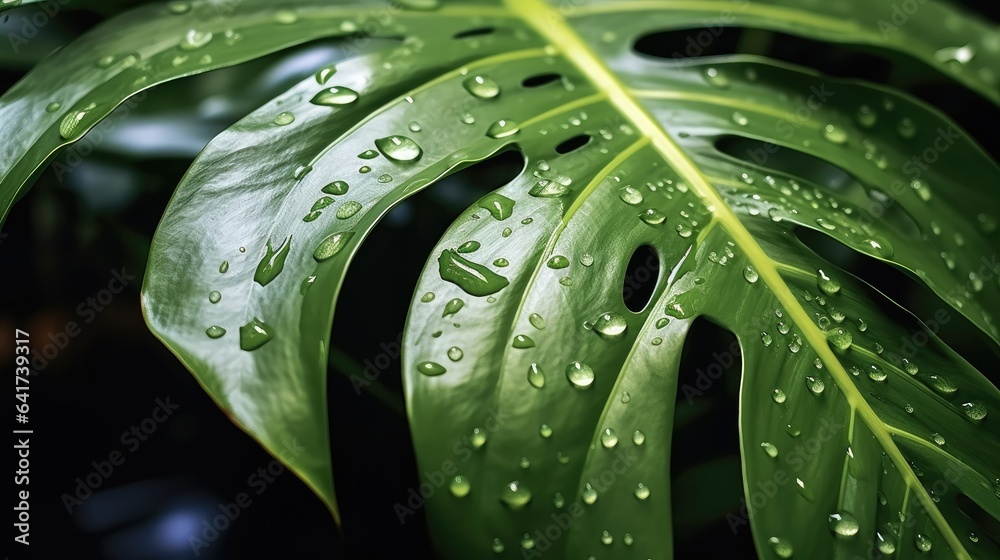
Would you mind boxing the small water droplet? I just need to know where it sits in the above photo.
[528,313,546,329]
[539,424,552,438]
[478,193,515,220]
[928,374,957,395]
[771,388,786,403]
[732,111,749,126]
[447,347,464,362]
[743,265,759,283]
[638,208,666,225]
[582,483,598,504]
[470,427,486,449]
[322,180,349,196]
[704,67,729,88]
[442,298,464,317]
[239,317,273,350]
[486,119,520,138]
[826,327,852,350]
[180,28,213,51]
[206,325,226,339]
[219,260,229,273]
[619,186,644,205]
[491,538,504,553]
[336,201,363,220]
[914,533,932,552]
[565,362,594,388]
[274,9,298,24]
[59,102,97,140]
[527,363,545,388]
[634,482,650,500]
[253,236,292,286]
[208,291,221,304]
[822,124,848,144]
[897,117,917,139]
[931,432,946,446]
[856,104,877,127]
[311,86,359,106]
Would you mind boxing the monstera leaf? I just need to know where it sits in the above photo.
[2,0,999,558]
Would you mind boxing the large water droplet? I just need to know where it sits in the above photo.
[817,269,841,295]
[914,533,932,552]
[928,375,957,395]
[254,236,292,286]
[565,361,595,388]
[313,231,355,261]
[438,249,510,296]
[512,335,535,348]
[486,119,520,139]
[501,481,531,509]
[443,298,464,317]
[547,255,570,269]
[449,475,471,497]
[461,75,501,99]
[961,401,987,421]
[827,328,852,350]
[527,363,545,388]
[447,347,464,362]
[772,388,787,403]
[529,313,546,329]
[477,193,515,220]
[768,536,793,558]
[417,361,446,376]
[470,427,486,449]
[805,376,825,395]
[239,317,273,350]
[619,186,643,205]
[829,512,859,536]
[593,312,627,339]
[59,102,97,140]
[638,208,666,225]
[375,135,422,162]
[322,180,349,195]
[311,87,359,106]
[600,428,618,448]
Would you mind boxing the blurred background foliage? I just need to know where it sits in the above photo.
[1,1,999,558]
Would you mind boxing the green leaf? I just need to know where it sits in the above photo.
[3,0,1000,558]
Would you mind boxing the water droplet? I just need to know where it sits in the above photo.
[761,442,778,458]
[477,193,515,220]
[914,533,932,552]
[167,1,191,14]
[732,111,749,126]
[904,403,914,414]
[239,317,273,350]
[358,149,379,160]
[928,375,957,395]
[961,401,987,421]
[704,67,729,88]
[253,236,292,287]
[539,424,552,438]
[817,269,840,295]
[582,483,598,504]
[621,391,632,403]
[805,376,825,395]
[470,427,486,449]
[450,475,471,497]
[311,87,359,106]
[771,388,787,403]
[208,290,221,304]
[558,276,573,286]
[313,231,355,261]
[826,327,852,350]
[529,179,569,197]
[525,363,547,388]
[593,312,627,339]
[528,313,546,330]
[856,104,877,127]
[520,533,535,549]
[619,186,643,205]
[601,428,618,448]
[565,362,594,388]
[206,325,226,339]
[438,249,510,296]
[335,201,363,220]
[322,181,349,196]
[931,432,945,446]
[45,102,61,113]
[638,208,666,225]
[375,135,422,162]
[407,121,422,133]
[501,481,531,509]
[398,0,439,10]
[315,64,336,85]
[744,265,759,283]
[442,298,465,318]
[417,361,446,376]
[675,223,693,238]
[829,512,859,536]
[601,530,613,545]
[969,533,979,543]
[491,538,504,553]
[484,118,521,139]
[579,254,595,268]
[493,258,510,268]
[180,28,213,50]
[59,102,97,140]
[622,430,642,448]
[512,335,535,348]
[909,179,932,202]
[868,364,887,382]
[768,536,793,558]
[547,255,570,269]
[447,347,463,362]
[456,241,481,254]
[822,124,848,145]
[219,260,230,274]
[634,482,650,500]
[897,118,917,139]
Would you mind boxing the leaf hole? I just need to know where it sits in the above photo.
[622,244,659,312]
[453,27,495,39]
[554,134,591,155]
[521,73,562,88]
[671,318,750,557]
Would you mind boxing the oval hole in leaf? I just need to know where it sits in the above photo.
[453,27,495,39]
[672,318,749,556]
[521,73,561,88]
[555,134,591,155]
[623,244,659,312]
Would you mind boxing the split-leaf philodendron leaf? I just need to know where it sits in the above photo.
[1,0,999,558]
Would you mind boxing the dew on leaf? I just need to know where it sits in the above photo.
[417,361,446,376]
[311,87,359,106]
[565,361,595,388]
[375,135,422,162]
[254,236,292,286]
[206,325,226,338]
[239,317,273,351]
[501,481,531,509]
[449,475,471,497]
[600,428,618,448]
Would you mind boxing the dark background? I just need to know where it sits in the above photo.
[2,1,999,559]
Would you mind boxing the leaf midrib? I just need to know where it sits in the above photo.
[505,0,969,557]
